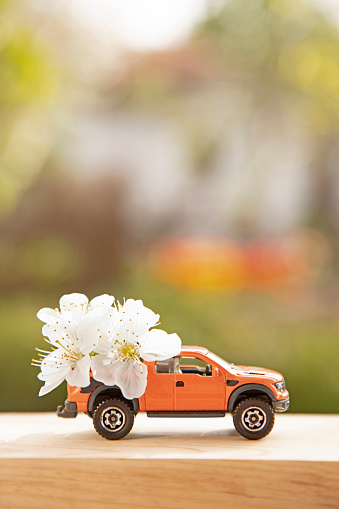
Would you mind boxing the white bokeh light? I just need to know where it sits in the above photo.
[70,0,209,51]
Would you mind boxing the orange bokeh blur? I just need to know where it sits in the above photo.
[148,231,331,292]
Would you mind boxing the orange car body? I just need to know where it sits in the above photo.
[61,346,289,440]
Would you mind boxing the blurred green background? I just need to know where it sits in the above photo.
[1,0,339,413]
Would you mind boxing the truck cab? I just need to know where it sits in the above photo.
[58,346,289,440]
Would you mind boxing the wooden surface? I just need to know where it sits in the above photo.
[1,412,338,460]
[1,413,339,508]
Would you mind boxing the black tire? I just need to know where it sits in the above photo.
[232,398,275,440]
[93,398,134,440]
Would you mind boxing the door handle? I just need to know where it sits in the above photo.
[176,381,184,387]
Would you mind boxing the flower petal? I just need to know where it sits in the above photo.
[67,307,87,325]
[36,308,62,325]
[90,294,115,308]
[140,330,182,362]
[114,359,148,399]
[94,332,114,355]
[91,353,119,386]
[42,323,78,349]
[120,299,160,328]
[77,316,101,354]
[66,355,91,387]
[59,293,88,312]
[91,307,118,340]
[38,376,66,396]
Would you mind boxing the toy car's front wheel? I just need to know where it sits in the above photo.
[93,398,134,440]
[232,398,275,440]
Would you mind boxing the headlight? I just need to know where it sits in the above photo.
[274,381,286,391]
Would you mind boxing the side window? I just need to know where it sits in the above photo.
[178,357,212,376]
[173,357,181,374]
[154,360,170,373]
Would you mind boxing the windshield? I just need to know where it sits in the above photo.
[206,351,239,372]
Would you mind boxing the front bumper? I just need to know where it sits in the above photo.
[57,399,78,418]
[273,397,290,413]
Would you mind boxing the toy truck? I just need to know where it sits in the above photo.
[57,346,289,440]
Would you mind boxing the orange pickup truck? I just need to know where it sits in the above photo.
[57,346,290,440]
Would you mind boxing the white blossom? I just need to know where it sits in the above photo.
[33,318,100,396]
[33,295,181,400]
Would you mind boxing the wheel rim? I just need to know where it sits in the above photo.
[100,406,126,432]
[241,406,267,432]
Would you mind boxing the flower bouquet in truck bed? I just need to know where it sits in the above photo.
[33,293,181,400]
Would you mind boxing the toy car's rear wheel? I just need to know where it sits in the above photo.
[93,398,134,440]
[232,398,275,440]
